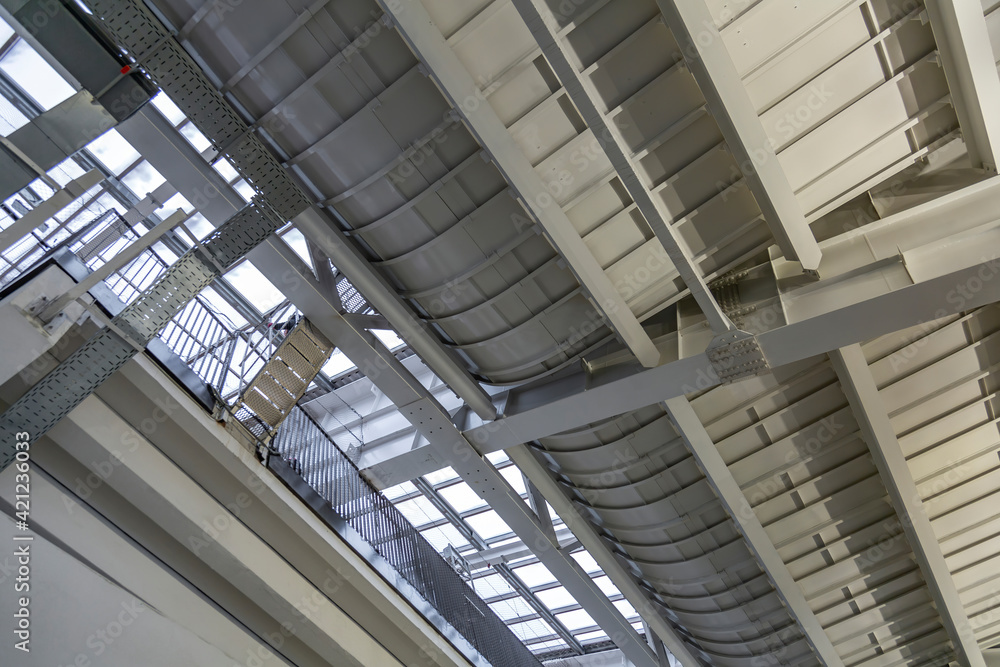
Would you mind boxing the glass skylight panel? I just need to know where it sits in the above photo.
[121,161,166,198]
[591,575,620,597]
[437,481,485,514]
[178,121,211,153]
[86,130,140,174]
[464,509,511,541]
[0,17,13,43]
[508,619,555,642]
[486,450,509,465]
[534,586,576,611]
[575,629,609,644]
[512,562,557,588]
[322,350,356,377]
[498,464,526,495]
[382,480,417,502]
[488,597,535,622]
[0,40,74,109]
[155,192,191,219]
[525,638,568,653]
[150,92,185,126]
[184,212,214,240]
[47,157,86,186]
[198,286,246,327]
[419,524,470,552]
[233,179,255,202]
[0,94,28,135]
[614,599,637,619]
[422,466,458,486]
[470,572,515,599]
[213,157,239,182]
[393,495,444,528]
[28,178,55,199]
[490,536,522,552]
[225,261,285,311]
[151,242,177,263]
[373,328,404,350]
[570,549,600,574]
[279,228,312,268]
[555,608,596,632]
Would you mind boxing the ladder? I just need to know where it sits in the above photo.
[235,318,334,439]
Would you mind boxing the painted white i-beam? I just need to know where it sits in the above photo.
[116,107,498,423]
[114,102,658,666]
[655,0,822,271]
[926,0,1000,173]
[830,344,987,667]
[507,444,701,667]
[0,169,102,254]
[508,0,735,335]
[379,0,663,368]
[663,396,844,667]
[358,171,1000,486]
[37,208,191,323]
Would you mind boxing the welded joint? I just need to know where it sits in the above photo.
[705,330,769,383]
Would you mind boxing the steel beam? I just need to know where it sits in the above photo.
[655,0,822,271]
[291,207,497,421]
[37,209,191,323]
[338,345,658,666]
[509,0,734,334]
[412,477,585,656]
[830,344,986,667]
[356,212,1000,484]
[112,88,656,666]
[662,396,844,667]
[380,0,662,368]
[464,526,577,570]
[0,169,103,253]
[117,105,494,422]
[926,0,1000,172]
[508,444,701,667]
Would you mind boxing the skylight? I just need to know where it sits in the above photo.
[0,39,74,109]
[224,261,286,312]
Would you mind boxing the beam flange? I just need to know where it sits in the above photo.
[662,396,844,667]
[830,344,986,667]
[0,169,102,254]
[380,0,662,368]
[508,444,701,667]
[926,0,1000,172]
[509,0,734,334]
[655,0,822,270]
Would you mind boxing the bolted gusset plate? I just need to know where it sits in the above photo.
[705,329,769,384]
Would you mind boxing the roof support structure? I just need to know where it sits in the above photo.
[314,317,659,666]
[123,105,655,661]
[464,526,578,570]
[411,477,586,656]
[379,0,662,368]
[655,0,822,271]
[925,0,1000,173]
[662,396,844,667]
[830,344,987,667]
[508,444,701,667]
[508,0,734,334]
[116,104,494,424]
[0,169,102,253]
[357,173,1000,484]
